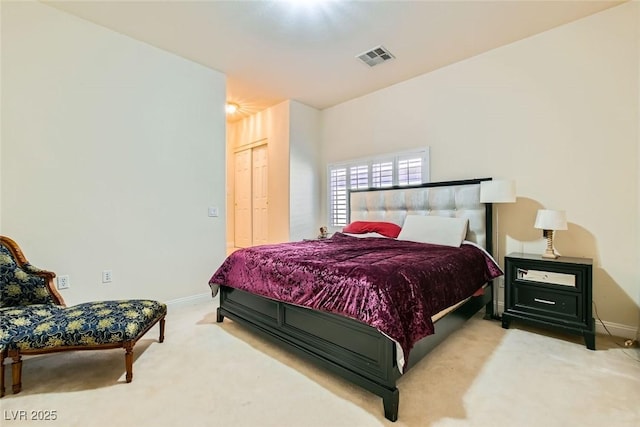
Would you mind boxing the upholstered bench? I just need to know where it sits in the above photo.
[7,299,166,394]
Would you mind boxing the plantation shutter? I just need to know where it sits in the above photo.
[327,148,429,227]
[329,167,348,227]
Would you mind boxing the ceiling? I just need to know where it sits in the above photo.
[46,0,625,121]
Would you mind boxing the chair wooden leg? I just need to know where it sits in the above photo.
[159,317,165,343]
[9,350,22,394]
[1,350,5,398]
[124,342,134,383]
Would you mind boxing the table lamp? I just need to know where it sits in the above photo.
[534,209,568,259]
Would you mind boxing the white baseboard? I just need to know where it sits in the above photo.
[166,292,211,308]
[495,302,638,339]
[594,319,639,340]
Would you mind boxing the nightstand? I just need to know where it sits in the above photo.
[502,252,595,350]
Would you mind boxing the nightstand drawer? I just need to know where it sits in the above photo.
[515,268,577,288]
[512,267,584,293]
[514,287,580,320]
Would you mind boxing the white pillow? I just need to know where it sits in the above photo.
[342,232,389,239]
[397,215,469,247]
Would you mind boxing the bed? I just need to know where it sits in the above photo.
[209,178,501,421]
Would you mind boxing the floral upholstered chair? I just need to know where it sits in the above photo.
[0,236,166,396]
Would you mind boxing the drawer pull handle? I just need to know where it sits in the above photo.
[534,298,556,305]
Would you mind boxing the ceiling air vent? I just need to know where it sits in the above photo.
[356,45,395,67]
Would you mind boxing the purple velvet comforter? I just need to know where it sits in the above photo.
[209,233,502,362]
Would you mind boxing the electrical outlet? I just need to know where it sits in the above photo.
[57,275,70,290]
[102,270,112,283]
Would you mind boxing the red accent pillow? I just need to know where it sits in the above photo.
[342,221,402,238]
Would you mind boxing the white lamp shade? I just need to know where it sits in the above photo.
[534,209,568,230]
[480,180,516,203]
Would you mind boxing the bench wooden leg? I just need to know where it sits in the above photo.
[122,315,165,384]
[124,342,134,383]
[9,350,22,394]
[159,317,165,343]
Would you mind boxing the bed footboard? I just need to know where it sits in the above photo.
[216,286,402,420]
[216,283,493,422]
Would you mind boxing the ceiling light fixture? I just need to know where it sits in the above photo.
[225,102,239,114]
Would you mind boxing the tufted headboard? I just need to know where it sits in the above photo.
[349,178,493,252]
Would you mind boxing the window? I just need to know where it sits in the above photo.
[328,148,430,227]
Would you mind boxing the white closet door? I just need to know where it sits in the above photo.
[234,149,252,248]
[252,144,269,246]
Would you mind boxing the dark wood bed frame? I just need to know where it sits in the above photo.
[216,178,494,422]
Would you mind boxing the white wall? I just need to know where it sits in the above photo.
[289,100,321,241]
[321,2,639,333]
[266,101,292,243]
[1,2,227,304]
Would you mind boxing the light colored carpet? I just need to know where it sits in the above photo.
[1,297,638,427]
[434,329,640,427]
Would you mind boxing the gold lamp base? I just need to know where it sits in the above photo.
[542,229,558,259]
